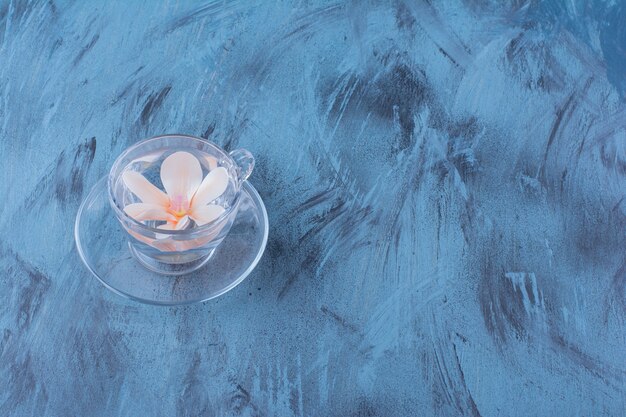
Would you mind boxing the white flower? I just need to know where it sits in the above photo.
[122,151,229,231]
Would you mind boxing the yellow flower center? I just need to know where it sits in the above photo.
[169,195,189,218]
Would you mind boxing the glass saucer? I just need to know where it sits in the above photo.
[74,176,268,305]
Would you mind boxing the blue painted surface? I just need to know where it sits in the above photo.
[1,1,625,415]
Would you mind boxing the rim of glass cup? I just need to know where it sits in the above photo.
[108,134,246,237]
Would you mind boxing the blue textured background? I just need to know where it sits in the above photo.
[1,1,625,416]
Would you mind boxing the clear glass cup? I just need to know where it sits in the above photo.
[108,134,254,275]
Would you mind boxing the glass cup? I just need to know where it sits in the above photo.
[108,134,254,275]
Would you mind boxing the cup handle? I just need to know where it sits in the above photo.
[229,148,255,183]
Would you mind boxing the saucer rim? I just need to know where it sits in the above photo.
[74,176,269,306]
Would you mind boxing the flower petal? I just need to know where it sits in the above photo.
[155,223,174,239]
[124,203,176,222]
[157,216,189,230]
[191,167,229,208]
[160,151,203,201]
[174,215,190,230]
[157,222,174,231]
[155,215,190,239]
[189,204,225,226]
[122,171,169,206]
[203,155,219,171]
